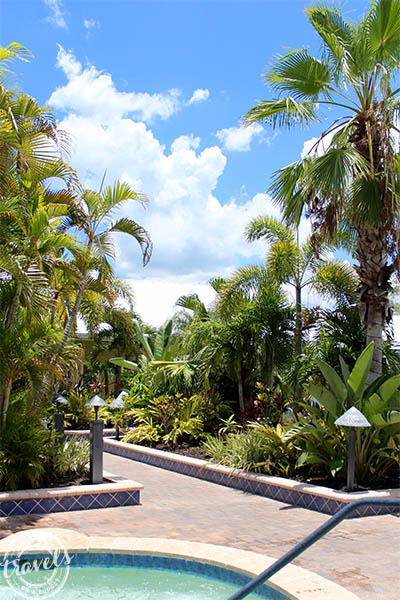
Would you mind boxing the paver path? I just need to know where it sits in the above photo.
[0,453,399,599]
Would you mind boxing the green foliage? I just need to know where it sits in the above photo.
[43,437,89,483]
[123,393,219,447]
[287,343,400,485]
[203,423,297,477]
[0,395,89,490]
[218,415,242,437]
[0,408,47,490]
[64,389,91,429]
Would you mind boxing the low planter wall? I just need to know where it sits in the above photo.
[104,439,399,517]
[0,471,142,518]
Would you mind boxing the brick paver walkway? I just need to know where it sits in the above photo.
[0,453,398,599]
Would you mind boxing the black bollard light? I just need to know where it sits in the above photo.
[51,394,68,440]
[334,406,371,492]
[109,391,128,440]
[86,394,108,484]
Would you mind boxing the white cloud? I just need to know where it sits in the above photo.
[301,129,337,158]
[49,47,182,123]
[188,89,210,105]
[126,278,217,327]
[83,18,100,30]
[216,122,264,152]
[44,0,67,29]
[48,48,311,324]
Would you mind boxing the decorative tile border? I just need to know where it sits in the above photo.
[104,439,399,517]
[0,529,361,600]
[0,472,142,517]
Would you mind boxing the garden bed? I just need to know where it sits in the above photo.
[104,439,399,517]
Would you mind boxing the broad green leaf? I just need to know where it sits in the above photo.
[329,459,344,476]
[109,357,138,371]
[376,374,400,403]
[347,342,374,399]
[296,451,326,467]
[316,358,347,403]
[370,411,400,428]
[308,383,338,416]
[339,355,350,383]
[364,393,384,417]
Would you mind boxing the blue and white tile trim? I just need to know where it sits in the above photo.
[0,475,142,518]
[104,439,399,517]
[2,552,288,600]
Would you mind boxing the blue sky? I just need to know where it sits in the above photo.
[2,0,375,326]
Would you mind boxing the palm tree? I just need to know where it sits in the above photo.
[245,216,358,358]
[244,0,400,382]
[58,181,152,352]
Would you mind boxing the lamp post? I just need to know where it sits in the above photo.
[334,406,371,492]
[50,394,68,439]
[85,394,108,484]
[109,391,128,440]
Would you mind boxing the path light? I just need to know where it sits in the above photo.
[109,391,129,440]
[334,406,371,492]
[86,394,107,419]
[50,394,68,439]
[85,395,108,484]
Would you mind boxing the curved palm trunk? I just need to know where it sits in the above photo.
[58,273,87,354]
[355,227,392,384]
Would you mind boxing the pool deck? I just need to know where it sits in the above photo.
[0,453,398,599]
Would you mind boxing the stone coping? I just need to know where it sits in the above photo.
[0,528,360,600]
[104,439,399,515]
[0,471,142,517]
[0,470,142,502]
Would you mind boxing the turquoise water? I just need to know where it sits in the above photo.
[0,565,282,600]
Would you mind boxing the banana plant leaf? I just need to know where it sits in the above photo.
[109,357,138,371]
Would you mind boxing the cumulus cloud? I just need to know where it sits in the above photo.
[216,122,264,152]
[44,0,67,29]
[83,18,100,29]
[50,47,182,123]
[48,48,302,323]
[188,89,210,104]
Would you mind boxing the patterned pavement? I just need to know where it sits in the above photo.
[0,453,399,599]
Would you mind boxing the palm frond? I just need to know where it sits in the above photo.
[266,47,332,101]
[243,98,318,129]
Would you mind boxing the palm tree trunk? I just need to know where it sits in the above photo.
[5,282,23,330]
[355,227,392,384]
[114,365,121,397]
[293,284,302,407]
[58,273,87,354]
[237,363,245,413]
[295,284,302,357]
[0,377,13,427]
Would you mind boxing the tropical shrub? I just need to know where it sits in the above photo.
[123,394,216,446]
[0,395,90,490]
[64,389,92,429]
[203,423,297,477]
[0,410,48,490]
[287,343,400,486]
[44,437,90,483]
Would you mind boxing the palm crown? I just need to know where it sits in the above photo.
[244,0,400,382]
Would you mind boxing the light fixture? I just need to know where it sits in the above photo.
[334,406,371,491]
[85,394,107,420]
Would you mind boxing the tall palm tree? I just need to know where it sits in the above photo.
[244,0,400,382]
[58,181,152,352]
